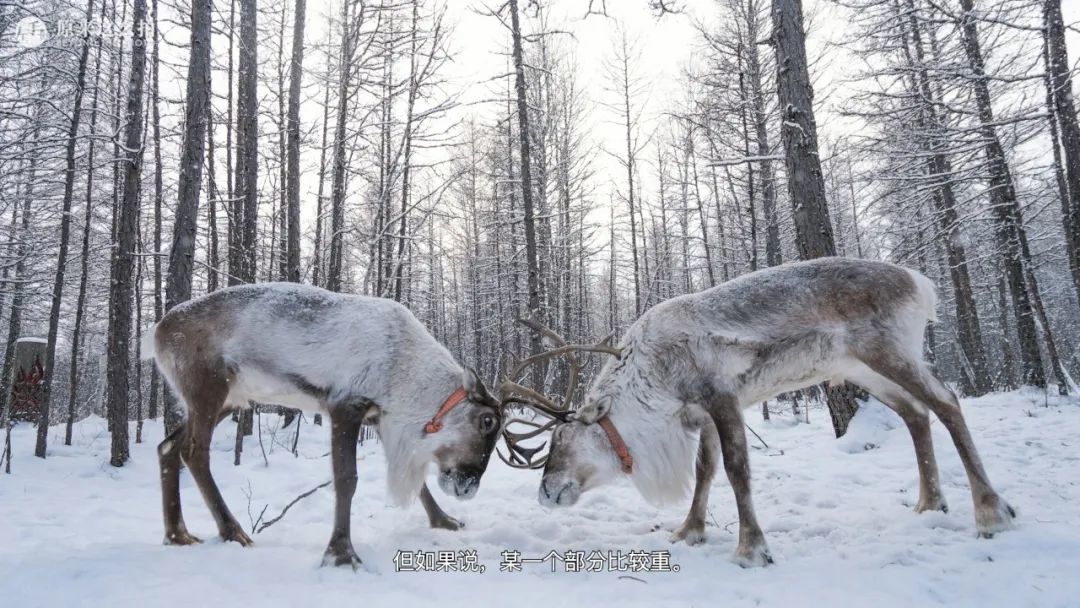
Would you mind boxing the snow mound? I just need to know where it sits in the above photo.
[835,397,903,453]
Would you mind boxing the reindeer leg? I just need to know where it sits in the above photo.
[182,406,253,547]
[861,352,1015,537]
[159,423,200,545]
[671,422,717,546]
[419,483,463,530]
[895,403,947,513]
[322,405,363,568]
[849,367,947,513]
[705,392,772,567]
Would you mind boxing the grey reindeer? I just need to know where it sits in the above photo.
[502,257,1016,567]
[144,283,502,568]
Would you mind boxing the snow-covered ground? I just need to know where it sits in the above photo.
[1,389,1078,607]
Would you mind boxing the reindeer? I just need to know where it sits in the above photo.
[500,257,1016,567]
[144,283,502,568]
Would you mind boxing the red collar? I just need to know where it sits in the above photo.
[423,387,469,434]
[598,416,634,474]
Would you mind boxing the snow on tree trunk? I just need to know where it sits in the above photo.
[773,0,859,436]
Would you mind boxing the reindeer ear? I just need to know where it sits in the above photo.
[573,398,610,425]
[462,367,491,402]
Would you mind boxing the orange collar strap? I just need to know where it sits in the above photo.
[423,387,469,434]
[598,416,634,474]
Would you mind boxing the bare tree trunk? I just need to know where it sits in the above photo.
[206,68,220,292]
[1023,264,1070,394]
[657,146,671,296]
[774,0,835,261]
[996,275,1018,390]
[163,0,213,435]
[1043,0,1080,304]
[899,0,992,395]
[1,174,34,472]
[609,203,618,330]
[773,0,858,436]
[509,0,543,386]
[285,0,306,283]
[135,215,145,444]
[638,201,650,308]
[107,0,150,467]
[957,0,1045,388]
[234,0,259,450]
[374,28,392,296]
[616,30,642,314]
[68,13,106,445]
[149,0,164,419]
[846,158,863,258]
[36,0,96,458]
[394,0,420,303]
[312,62,331,288]
[711,165,730,282]
[688,141,716,287]
[227,0,241,286]
[737,49,758,273]
[237,0,259,285]
[745,1,781,268]
[275,2,288,282]
[326,0,354,293]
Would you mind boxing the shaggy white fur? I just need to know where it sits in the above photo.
[143,283,486,507]
[556,258,941,508]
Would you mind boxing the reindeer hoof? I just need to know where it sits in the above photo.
[976,496,1016,539]
[164,529,203,546]
[430,515,464,531]
[222,526,255,547]
[324,552,362,570]
[669,522,706,546]
[914,496,948,514]
[322,547,362,570]
[322,537,362,570]
[733,542,773,568]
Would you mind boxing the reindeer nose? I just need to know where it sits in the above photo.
[454,474,479,499]
[539,478,552,502]
[539,477,574,507]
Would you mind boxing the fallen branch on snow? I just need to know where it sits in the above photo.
[255,480,332,534]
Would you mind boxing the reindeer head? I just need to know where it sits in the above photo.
[497,321,625,508]
[537,401,626,507]
[426,368,503,500]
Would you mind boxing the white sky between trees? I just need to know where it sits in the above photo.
[143,0,1080,264]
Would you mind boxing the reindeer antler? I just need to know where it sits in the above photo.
[497,319,622,469]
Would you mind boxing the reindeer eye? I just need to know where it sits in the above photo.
[479,412,497,434]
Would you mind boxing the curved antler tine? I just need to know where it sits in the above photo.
[496,441,549,469]
[505,420,558,442]
[498,321,624,471]
[509,441,546,461]
[517,319,587,411]
[525,454,549,469]
[506,349,569,386]
[506,399,570,423]
[503,417,550,430]
[496,447,524,468]
[598,330,620,351]
[510,344,622,372]
[500,386,570,420]
[499,381,555,406]
[562,347,582,411]
[496,447,550,470]
[517,318,567,347]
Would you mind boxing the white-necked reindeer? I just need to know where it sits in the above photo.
[505,258,1015,567]
[144,283,502,567]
